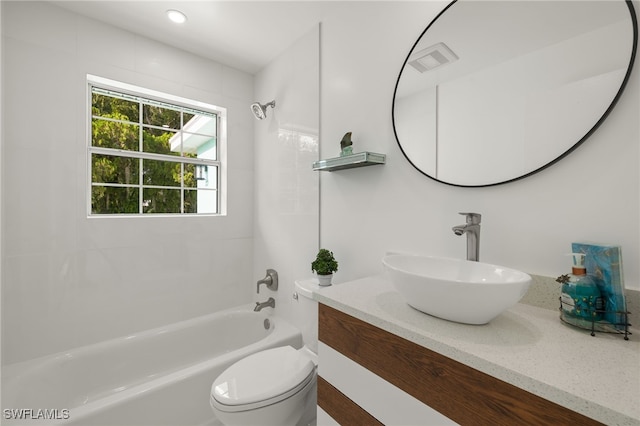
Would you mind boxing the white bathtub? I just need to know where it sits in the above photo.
[1,305,302,426]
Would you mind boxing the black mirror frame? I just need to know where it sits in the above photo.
[391,0,638,188]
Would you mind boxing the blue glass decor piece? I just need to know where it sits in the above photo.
[340,146,353,157]
[571,242,626,329]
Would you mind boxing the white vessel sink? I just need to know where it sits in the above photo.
[382,254,532,325]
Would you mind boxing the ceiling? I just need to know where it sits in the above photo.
[51,1,342,74]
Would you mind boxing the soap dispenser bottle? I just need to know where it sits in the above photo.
[559,253,603,321]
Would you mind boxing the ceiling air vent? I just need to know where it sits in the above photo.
[408,42,458,73]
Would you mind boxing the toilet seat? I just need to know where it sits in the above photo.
[211,346,316,413]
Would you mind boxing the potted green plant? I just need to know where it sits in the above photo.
[311,249,339,286]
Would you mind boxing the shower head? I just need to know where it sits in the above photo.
[250,100,276,120]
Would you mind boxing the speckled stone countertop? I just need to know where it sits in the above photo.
[313,275,640,426]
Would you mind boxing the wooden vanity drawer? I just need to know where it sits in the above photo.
[318,303,603,426]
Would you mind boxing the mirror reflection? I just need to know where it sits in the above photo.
[393,0,637,186]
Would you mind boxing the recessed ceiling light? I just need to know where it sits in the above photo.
[166,9,187,24]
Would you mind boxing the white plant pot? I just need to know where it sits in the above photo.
[317,274,333,286]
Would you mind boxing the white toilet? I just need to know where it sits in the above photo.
[210,280,321,426]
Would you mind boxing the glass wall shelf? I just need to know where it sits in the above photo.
[312,152,386,172]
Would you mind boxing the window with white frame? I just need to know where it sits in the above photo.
[88,76,225,215]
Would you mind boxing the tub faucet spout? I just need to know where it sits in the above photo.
[452,212,481,262]
[254,297,275,312]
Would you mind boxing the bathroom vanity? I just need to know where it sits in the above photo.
[314,275,639,425]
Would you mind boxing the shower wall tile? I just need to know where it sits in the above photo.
[219,67,254,102]
[253,26,320,326]
[2,39,78,153]
[133,36,225,96]
[217,97,255,172]
[0,0,76,55]
[77,15,136,70]
[1,1,255,364]
[3,145,78,258]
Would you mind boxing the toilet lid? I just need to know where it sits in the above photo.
[211,346,315,410]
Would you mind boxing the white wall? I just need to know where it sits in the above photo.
[0,0,3,369]
[394,87,437,177]
[1,1,255,364]
[437,19,630,185]
[319,2,639,290]
[253,26,320,324]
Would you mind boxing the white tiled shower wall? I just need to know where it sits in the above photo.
[1,1,255,364]
[252,27,320,323]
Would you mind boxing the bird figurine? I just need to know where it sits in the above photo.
[340,132,353,157]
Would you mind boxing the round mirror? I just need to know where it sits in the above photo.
[392,0,637,187]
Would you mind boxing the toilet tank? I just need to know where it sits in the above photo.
[293,280,321,354]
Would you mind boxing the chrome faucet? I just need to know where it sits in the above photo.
[254,297,275,312]
[452,212,481,262]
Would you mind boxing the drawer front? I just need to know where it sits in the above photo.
[318,303,603,426]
